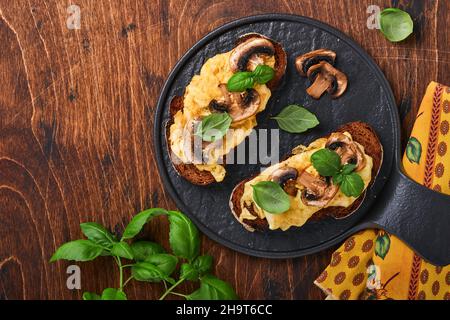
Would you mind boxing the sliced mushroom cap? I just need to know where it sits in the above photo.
[326,133,366,171]
[270,167,299,197]
[297,170,338,207]
[208,84,260,123]
[295,49,337,76]
[306,62,348,99]
[229,37,275,72]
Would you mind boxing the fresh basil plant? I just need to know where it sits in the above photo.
[51,208,238,300]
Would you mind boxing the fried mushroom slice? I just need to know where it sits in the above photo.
[229,37,275,72]
[208,84,260,123]
[306,62,348,99]
[295,49,337,76]
[326,132,366,171]
[270,167,299,197]
[297,170,339,207]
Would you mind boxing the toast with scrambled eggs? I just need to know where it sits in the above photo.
[167,34,287,185]
[229,122,383,232]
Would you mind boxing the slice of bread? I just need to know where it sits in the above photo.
[166,34,287,186]
[229,122,383,232]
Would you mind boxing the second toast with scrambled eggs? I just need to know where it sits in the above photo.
[230,122,383,232]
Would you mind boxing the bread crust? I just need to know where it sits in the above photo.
[166,34,287,185]
[229,121,384,231]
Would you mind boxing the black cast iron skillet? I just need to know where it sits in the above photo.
[154,14,450,266]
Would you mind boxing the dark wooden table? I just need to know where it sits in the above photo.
[0,0,448,300]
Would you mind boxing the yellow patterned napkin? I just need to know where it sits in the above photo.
[314,82,450,300]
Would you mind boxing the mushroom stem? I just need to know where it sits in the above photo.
[306,62,348,100]
[306,73,331,99]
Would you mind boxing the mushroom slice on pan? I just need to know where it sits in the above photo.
[270,167,299,197]
[306,61,348,99]
[326,132,366,171]
[229,37,275,72]
[295,49,337,76]
[297,170,339,207]
[208,84,260,123]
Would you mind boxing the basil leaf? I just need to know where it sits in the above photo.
[311,149,342,177]
[227,72,254,92]
[195,113,232,142]
[111,241,134,260]
[341,163,356,175]
[252,65,275,84]
[380,8,413,42]
[121,208,167,240]
[186,274,238,300]
[340,172,365,197]
[131,261,167,282]
[252,181,290,214]
[181,255,212,281]
[101,288,127,300]
[332,172,344,186]
[272,105,319,133]
[131,241,165,261]
[82,292,101,300]
[167,210,200,261]
[50,239,103,262]
[193,255,213,275]
[145,254,178,276]
[80,222,117,249]
[180,263,199,281]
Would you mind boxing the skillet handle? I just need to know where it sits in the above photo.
[361,164,450,266]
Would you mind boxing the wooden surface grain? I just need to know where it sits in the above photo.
[0,0,448,300]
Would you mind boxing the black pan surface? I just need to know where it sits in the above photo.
[154,14,398,258]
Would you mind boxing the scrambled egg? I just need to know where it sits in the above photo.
[169,52,275,182]
[239,133,373,231]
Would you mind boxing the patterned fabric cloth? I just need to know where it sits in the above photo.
[314,82,450,300]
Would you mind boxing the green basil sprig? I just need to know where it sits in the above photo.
[379,8,413,42]
[227,64,275,92]
[195,112,232,142]
[50,208,237,300]
[311,149,365,197]
[272,105,319,133]
[252,181,291,214]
